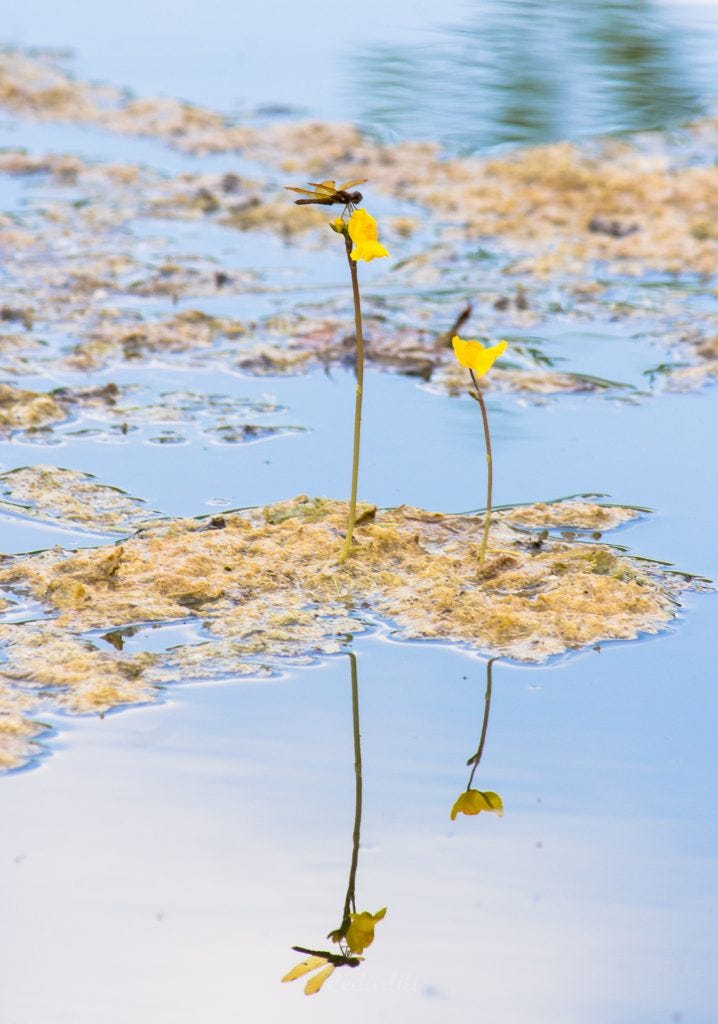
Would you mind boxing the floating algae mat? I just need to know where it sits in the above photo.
[0,465,158,534]
[0,49,714,772]
[0,490,701,770]
[2,50,718,399]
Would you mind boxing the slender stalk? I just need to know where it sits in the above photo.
[466,658,495,790]
[469,368,493,566]
[341,652,363,929]
[338,241,365,563]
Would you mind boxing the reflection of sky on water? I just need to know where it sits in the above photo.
[1,5,717,1019]
[1,628,716,1022]
[352,0,718,151]
[3,1,718,152]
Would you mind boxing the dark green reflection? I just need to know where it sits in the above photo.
[351,0,711,152]
[281,653,386,996]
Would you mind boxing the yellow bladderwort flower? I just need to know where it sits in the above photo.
[330,216,347,235]
[450,789,504,820]
[348,209,389,263]
[344,907,387,954]
[452,335,508,377]
[451,333,508,566]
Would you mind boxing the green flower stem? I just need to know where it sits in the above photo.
[469,368,493,566]
[339,241,365,563]
[341,652,363,932]
[466,657,495,790]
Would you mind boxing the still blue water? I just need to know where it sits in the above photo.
[0,3,717,1022]
[3,0,718,151]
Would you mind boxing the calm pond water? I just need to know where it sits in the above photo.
[1,2,718,1022]
[3,0,718,151]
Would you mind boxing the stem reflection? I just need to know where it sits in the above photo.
[281,653,386,995]
[451,658,504,820]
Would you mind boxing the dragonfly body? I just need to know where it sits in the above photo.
[285,178,367,213]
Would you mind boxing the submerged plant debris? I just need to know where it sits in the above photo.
[0,491,699,770]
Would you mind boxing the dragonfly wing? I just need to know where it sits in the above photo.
[337,178,368,190]
[304,964,336,995]
[307,179,337,194]
[285,185,323,197]
[281,955,328,983]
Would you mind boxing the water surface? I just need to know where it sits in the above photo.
[1,4,717,1021]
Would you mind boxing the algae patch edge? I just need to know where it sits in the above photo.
[0,494,704,772]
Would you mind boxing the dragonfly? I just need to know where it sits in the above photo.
[285,178,367,213]
[281,946,363,995]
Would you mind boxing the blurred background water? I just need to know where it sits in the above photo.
[3,0,718,152]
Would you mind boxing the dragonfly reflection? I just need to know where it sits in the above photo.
[282,652,386,995]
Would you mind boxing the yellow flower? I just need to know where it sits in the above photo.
[344,907,387,953]
[452,335,507,377]
[348,209,389,262]
[329,216,347,235]
[450,789,504,820]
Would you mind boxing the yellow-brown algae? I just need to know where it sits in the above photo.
[0,620,162,772]
[0,496,680,656]
[220,197,326,236]
[666,359,718,391]
[0,494,696,770]
[0,624,160,711]
[0,679,50,771]
[4,51,718,278]
[0,51,115,122]
[505,501,640,530]
[0,331,50,376]
[0,710,47,771]
[3,55,718,391]
[431,361,608,397]
[0,383,68,431]
[65,310,245,370]
[0,466,156,533]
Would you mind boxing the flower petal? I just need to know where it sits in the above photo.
[452,336,507,377]
[348,209,389,262]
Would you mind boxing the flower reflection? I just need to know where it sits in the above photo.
[451,657,504,821]
[282,653,386,995]
[450,788,503,820]
[345,907,387,953]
